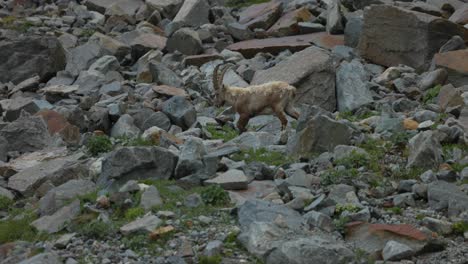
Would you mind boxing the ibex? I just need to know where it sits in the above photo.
[212,63,300,133]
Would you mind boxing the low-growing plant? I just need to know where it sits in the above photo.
[336,111,376,122]
[231,147,294,166]
[115,136,158,147]
[0,196,13,211]
[452,221,468,235]
[200,185,230,206]
[386,207,403,215]
[333,216,350,234]
[0,211,48,243]
[320,168,359,186]
[124,207,145,221]
[335,150,370,169]
[335,203,360,215]
[199,255,223,264]
[86,135,113,156]
[423,84,442,104]
[73,219,116,239]
[205,124,239,142]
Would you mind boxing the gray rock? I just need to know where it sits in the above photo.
[146,0,184,19]
[161,96,196,130]
[73,70,107,95]
[65,42,103,77]
[0,186,14,200]
[54,233,76,249]
[185,193,203,208]
[133,110,172,132]
[88,32,131,61]
[333,145,369,161]
[205,169,249,190]
[439,35,466,53]
[18,252,63,264]
[326,0,344,34]
[420,170,437,183]
[287,113,353,157]
[203,240,223,257]
[98,147,178,189]
[298,22,325,34]
[407,131,443,170]
[228,132,279,151]
[303,210,334,232]
[328,184,359,205]
[358,5,467,71]
[227,22,254,41]
[398,180,417,193]
[39,179,96,216]
[166,28,203,55]
[5,97,53,122]
[344,14,363,48]
[0,136,7,162]
[0,36,66,84]
[336,59,373,112]
[265,235,354,264]
[88,55,120,74]
[140,185,163,211]
[120,214,162,235]
[32,199,81,234]
[175,137,206,179]
[8,155,86,196]
[172,0,210,28]
[428,181,468,217]
[149,62,183,87]
[422,217,453,235]
[238,199,304,231]
[382,240,415,261]
[119,180,141,193]
[110,114,141,138]
[252,46,336,112]
[418,68,448,91]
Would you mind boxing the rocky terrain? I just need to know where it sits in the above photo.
[0,0,468,263]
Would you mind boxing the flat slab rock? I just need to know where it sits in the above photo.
[226,33,344,58]
[345,222,429,256]
[31,199,81,234]
[152,85,188,97]
[205,169,248,190]
[433,49,468,87]
[120,214,163,235]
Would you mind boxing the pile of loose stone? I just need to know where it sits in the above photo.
[0,0,468,263]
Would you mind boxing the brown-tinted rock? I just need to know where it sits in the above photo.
[358,5,468,71]
[118,31,167,60]
[85,0,143,15]
[35,110,80,145]
[345,222,431,258]
[226,32,344,59]
[449,4,468,24]
[433,49,468,87]
[152,85,188,97]
[403,119,419,130]
[267,7,313,37]
[238,1,283,30]
[183,54,223,67]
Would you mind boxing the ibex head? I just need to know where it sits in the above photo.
[212,63,233,107]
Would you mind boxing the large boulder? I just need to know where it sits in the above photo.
[31,199,81,234]
[252,46,336,111]
[287,111,354,157]
[98,146,178,189]
[146,0,184,19]
[160,96,196,130]
[39,179,96,216]
[166,28,203,55]
[8,155,88,196]
[406,131,443,170]
[238,1,283,30]
[171,0,210,28]
[358,5,468,71]
[0,35,66,84]
[336,59,374,112]
[0,114,54,154]
[427,181,468,217]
